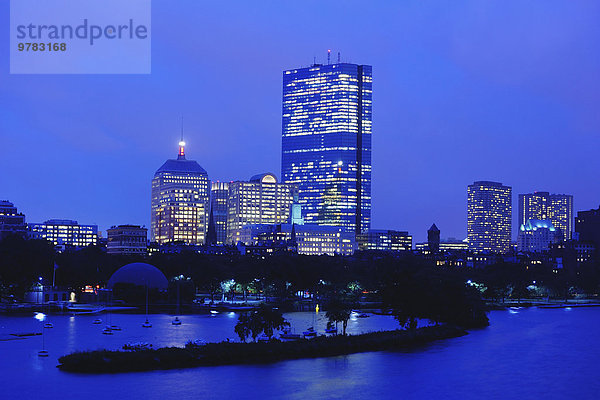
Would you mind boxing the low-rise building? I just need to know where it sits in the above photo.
[575,206,600,251]
[234,223,356,256]
[356,230,412,252]
[415,238,469,253]
[28,219,98,250]
[517,219,561,253]
[106,225,148,256]
[0,200,27,240]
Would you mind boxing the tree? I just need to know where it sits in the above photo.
[256,305,289,339]
[234,313,253,342]
[325,297,352,335]
[233,305,289,342]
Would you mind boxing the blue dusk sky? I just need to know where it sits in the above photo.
[1,1,599,242]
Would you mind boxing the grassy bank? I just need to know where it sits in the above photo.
[57,325,467,373]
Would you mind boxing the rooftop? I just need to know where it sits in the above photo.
[155,159,207,176]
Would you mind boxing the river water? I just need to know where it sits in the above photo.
[0,307,598,399]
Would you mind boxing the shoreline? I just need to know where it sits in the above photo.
[57,325,468,373]
[487,300,600,310]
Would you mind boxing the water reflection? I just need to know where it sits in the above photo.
[1,308,600,399]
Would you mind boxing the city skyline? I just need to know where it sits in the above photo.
[1,1,600,242]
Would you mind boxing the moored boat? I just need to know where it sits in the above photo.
[303,327,317,337]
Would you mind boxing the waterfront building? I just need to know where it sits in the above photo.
[467,181,512,254]
[151,139,210,245]
[210,181,229,245]
[517,219,561,253]
[356,230,412,252]
[575,206,600,250]
[519,192,573,241]
[282,60,372,234]
[25,284,73,303]
[28,219,98,249]
[0,200,27,240]
[226,173,297,244]
[106,225,148,256]
[233,223,356,256]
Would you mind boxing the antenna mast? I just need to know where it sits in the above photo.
[178,116,186,160]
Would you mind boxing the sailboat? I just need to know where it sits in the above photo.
[172,279,182,325]
[38,320,49,357]
[303,304,318,337]
[106,290,121,331]
[325,321,337,334]
[142,284,152,328]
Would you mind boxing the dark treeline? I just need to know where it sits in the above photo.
[2,236,600,325]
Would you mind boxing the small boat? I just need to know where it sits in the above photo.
[257,334,270,343]
[92,319,102,324]
[141,284,152,328]
[303,327,317,337]
[38,350,49,357]
[352,310,370,318]
[172,317,182,326]
[186,339,207,347]
[69,306,106,315]
[325,322,337,334]
[279,327,302,340]
[123,342,152,351]
[102,327,113,335]
[109,325,122,331]
[10,332,42,337]
[43,323,53,329]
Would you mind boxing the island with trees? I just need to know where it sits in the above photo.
[57,275,488,373]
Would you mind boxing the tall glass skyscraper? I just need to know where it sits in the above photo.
[151,140,210,245]
[467,181,512,254]
[282,62,372,234]
[519,192,573,241]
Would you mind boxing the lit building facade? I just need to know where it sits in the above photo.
[106,225,148,256]
[415,239,469,252]
[226,173,297,244]
[356,230,412,252]
[0,200,27,240]
[151,140,210,245]
[210,182,229,245]
[282,61,372,234]
[29,219,98,249]
[519,192,573,241]
[517,219,561,253]
[235,223,356,256]
[467,181,512,254]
